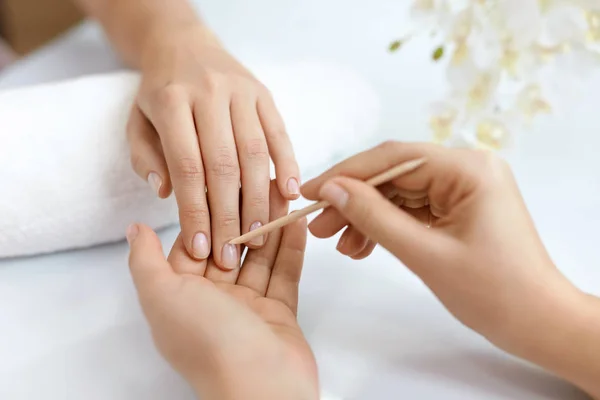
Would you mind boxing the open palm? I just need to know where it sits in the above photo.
[127,181,318,398]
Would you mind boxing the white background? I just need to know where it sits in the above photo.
[1,1,599,398]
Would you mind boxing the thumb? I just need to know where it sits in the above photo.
[318,177,444,269]
[126,224,174,295]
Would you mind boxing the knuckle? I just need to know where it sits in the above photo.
[216,209,239,229]
[209,150,240,180]
[256,82,272,98]
[150,84,187,110]
[234,75,254,90]
[180,205,210,225]
[246,192,268,209]
[202,73,225,95]
[248,252,271,268]
[286,239,307,256]
[243,138,269,161]
[174,157,205,182]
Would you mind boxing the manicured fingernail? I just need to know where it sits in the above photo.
[319,182,349,209]
[336,234,347,252]
[221,244,238,270]
[287,178,300,196]
[404,198,428,209]
[192,233,210,259]
[249,221,264,246]
[126,224,139,245]
[147,172,162,197]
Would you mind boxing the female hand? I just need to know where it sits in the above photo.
[126,181,317,400]
[301,141,600,397]
[127,24,300,270]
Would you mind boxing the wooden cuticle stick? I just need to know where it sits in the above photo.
[229,157,427,245]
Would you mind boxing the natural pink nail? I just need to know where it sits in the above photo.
[147,172,162,197]
[319,181,349,209]
[192,233,210,259]
[336,234,348,252]
[221,244,238,270]
[287,178,300,196]
[126,224,139,245]
[249,221,265,247]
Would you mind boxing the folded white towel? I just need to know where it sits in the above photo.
[0,62,379,258]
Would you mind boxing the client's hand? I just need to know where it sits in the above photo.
[302,141,600,398]
[126,182,317,400]
[127,23,300,269]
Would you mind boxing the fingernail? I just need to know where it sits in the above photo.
[319,181,349,209]
[287,178,300,196]
[249,221,265,247]
[221,244,238,270]
[126,224,139,245]
[336,234,347,252]
[404,198,427,209]
[192,233,210,259]
[147,172,162,197]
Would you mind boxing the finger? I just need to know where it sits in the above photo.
[395,189,428,200]
[257,91,301,200]
[195,96,241,271]
[308,207,346,239]
[142,89,212,261]
[126,105,172,198]
[318,177,450,272]
[309,183,399,239]
[403,197,429,209]
[167,233,209,276]
[236,180,288,294]
[400,205,437,227]
[336,226,369,257]
[203,188,245,284]
[231,94,271,248]
[302,141,490,220]
[351,240,377,260]
[301,141,445,200]
[266,217,308,315]
[126,223,174,298]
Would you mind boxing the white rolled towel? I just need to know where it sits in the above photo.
[0,62,380,258]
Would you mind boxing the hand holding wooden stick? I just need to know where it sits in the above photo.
[229,157,427,245]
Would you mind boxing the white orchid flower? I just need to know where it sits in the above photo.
[400,0,600,150]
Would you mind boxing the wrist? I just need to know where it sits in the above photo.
[494,278,600,398]
[189,350,319,400]
[91,0,214,68]
[192,372,318,400]
[140,22,222,71]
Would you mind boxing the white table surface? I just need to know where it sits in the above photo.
[1,1,599,399]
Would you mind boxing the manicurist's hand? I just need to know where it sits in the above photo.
[126,181,317,400]
[302,141,600,398]
[76,0,300,270]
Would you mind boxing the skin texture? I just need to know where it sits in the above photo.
[72,1,599,397]
[127,182,318,400]
[302,141,600,399]
[126,141,600,398]
[75,0,300,270]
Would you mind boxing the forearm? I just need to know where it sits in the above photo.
[501,287,600,398]
[72,0,214,68]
